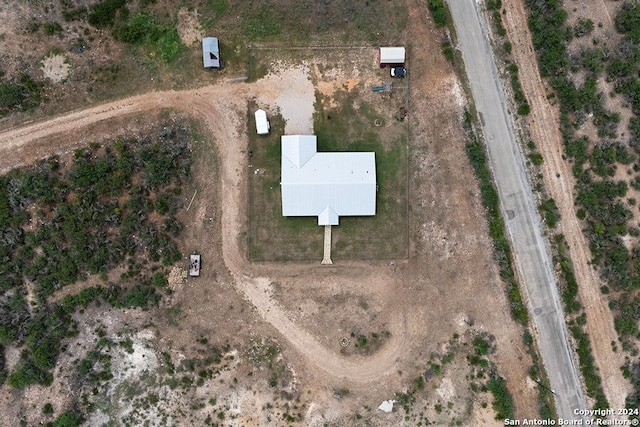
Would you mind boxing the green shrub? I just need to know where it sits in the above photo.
[88,0,127,28]
[504,41,512,54]
[428,0,448,27]
[7,359,53,388]
[26,20,40,33]
[50,410,84,427]
[487,376,514,420]
[62,6,88,22]
[570,325,609,409]
[356,335,368,347]
[493,10,507,37]
[615,2,640,43]
[487,0,502,11]
[43,21,63,36]
[539,198,560,228]
[157,29,183,62]
[526,0,569,77]
[517,103,531,116]
[574,18,594,38]
[0,73,44,116]
[473,335,491,356]
[615,315,639,337]
[0,82,24,111]
[43,402,54,415]
[555,234,581,314]
[529,151,544,166]
[117,13,160,43]
[442,41,454,62]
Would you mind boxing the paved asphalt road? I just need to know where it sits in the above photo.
[447,0,587,420]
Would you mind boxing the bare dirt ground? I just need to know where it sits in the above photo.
[502,0,631,410]
[0,1,539,425]
[176,7,205,47]
[41,53,71,83]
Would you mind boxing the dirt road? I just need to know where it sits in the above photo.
[448,0,586,418]
[502,0,630,410]
[0,81,411,383]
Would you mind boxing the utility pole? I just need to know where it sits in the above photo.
[534,378,557,396]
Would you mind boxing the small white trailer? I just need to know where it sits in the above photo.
[189,254,201,277]
[255,109,270,135]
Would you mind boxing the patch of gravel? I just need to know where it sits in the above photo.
[436,376,456,400]
[259,64,315,134]
[167,265,186,292]
[41,54,70,83]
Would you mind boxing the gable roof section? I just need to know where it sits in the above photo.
[202,37,220,68]
[281,135,376,226]
[318,206,339,226]
[282,135,317,168]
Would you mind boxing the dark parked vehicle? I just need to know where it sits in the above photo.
[390,66,407,78]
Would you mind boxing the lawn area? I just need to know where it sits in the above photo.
[247,62,408,261]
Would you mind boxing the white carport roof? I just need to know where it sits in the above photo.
[281,135,376,226]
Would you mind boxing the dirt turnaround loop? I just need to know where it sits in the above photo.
[0,76,411,384]
[0,25,539,420]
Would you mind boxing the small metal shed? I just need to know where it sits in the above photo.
[379,47,405,66]
[254,109,270,135]
[202,37,220,68]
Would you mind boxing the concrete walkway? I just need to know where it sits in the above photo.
[321,225,333,265]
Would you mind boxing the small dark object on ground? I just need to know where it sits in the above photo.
[159,126,175,139]
[398,107,407,121]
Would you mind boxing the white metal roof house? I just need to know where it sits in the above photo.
[255,109,270,135]
[379,47,406,65]
[281,135,376,226]
[202,37,220,68]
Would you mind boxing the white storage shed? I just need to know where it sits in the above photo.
[379,47,406,66]
[255,109,270,135]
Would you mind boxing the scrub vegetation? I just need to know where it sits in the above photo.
[393,331,515,424]
[525,0,640,416]
[0,125,191,389]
